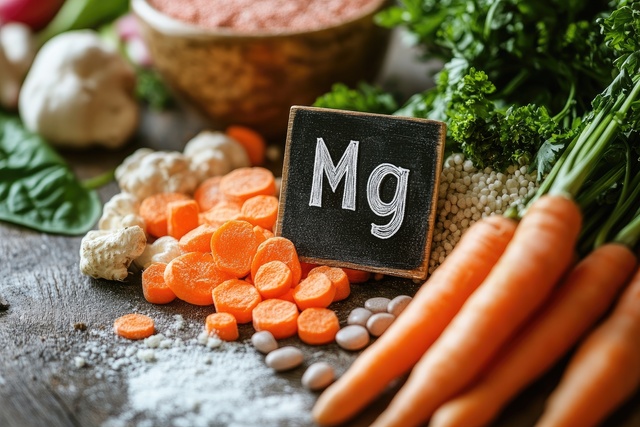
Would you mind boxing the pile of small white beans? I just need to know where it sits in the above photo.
[429,153,538,273]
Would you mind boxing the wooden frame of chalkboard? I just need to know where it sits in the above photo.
[275,106,446,280]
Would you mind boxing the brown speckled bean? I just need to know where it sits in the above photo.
[265,346,304,371]
[301,361,335,391]
[251,330,278,354]
[366,312,395,337]
[364,297,391,313]
[387,295,412,317]
[347,307,373,326]
[336,325,370,351]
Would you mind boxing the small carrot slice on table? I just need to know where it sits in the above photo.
[205,312,239,341]
[341,268,371,284]
[194,176,223,212]
[253,225,274,245]
[313,214,518,426]
[142,262,176,305]
[139,192,191,238]
[219,167,276,204]
[226,125,266,166]
[114,313,155,340]
[252,298,299,339]
[368,195,582,427]
[309,266,351,302]
[251,236,302,285]
[212,279,262,324]
[535,263,640,427]
[254,260,293,299]
[167,199,199,240]
[430,242,637,427]
[200,200,243,225]
[179,223,219,253]
[293,273,336,310]
[298,307,340,345]
[211,219,259,277]
[241,195,279,229]
[164,252,235,306]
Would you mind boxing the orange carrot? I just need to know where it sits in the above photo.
[293,273,336,310]
[200,200,242,225]
[278,287,296,303]
[212,278,262,324]
[164,252,235,306]
[142,262,177,305]
[194,176,223,212]
[309,266,351,302]
[341,268,371,284]
[226,125,266,166]
[252,298,299,339]
[219,167,276,204]
[297,307,340,345]
[205,312,239,341]
[251,236,302,285]
[179,223,218,253]
[254,260,293,299]
[300,262,320,280]
[535,265,640,427]
[241,195,279,230]
[253,225,274,245]
[368,195,581,427]
[113,313,155,340]
[167,199,199,240]
[210,219,260,277]
[139,192,190,238]
[312,215,517,426]
[430,243,637,427]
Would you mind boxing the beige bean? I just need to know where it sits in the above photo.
[251,330,278,354]
[387,295,412,317]
[347,307,373,326]
[364,297,391,313]
[336,325,370,351]
[366,312,395,337]
[265,346,303,371]
[301,361,335,391]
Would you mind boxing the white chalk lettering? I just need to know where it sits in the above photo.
[366,163,409,239]
[309,138,359,211]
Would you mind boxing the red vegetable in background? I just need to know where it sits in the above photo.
[0,0,65,30]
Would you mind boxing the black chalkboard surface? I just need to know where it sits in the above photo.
[275,106,446,280]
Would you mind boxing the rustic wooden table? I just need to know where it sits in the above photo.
[1,30,639,427]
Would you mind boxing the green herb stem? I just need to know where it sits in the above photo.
[82,169,115,190]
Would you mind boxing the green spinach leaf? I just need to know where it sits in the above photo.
[0,114,102,235]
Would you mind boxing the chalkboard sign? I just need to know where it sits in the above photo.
[275,106,446,280]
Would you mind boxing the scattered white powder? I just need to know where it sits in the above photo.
[74,356,86,368]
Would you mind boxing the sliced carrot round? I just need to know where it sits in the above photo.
[252,299,299,339]
[113,313,155,340]
[211,219,259,277]
[241,195,279,229]
[226,125,266,166]
[251,237,302,285]
[212,279,262,324]
[205,312,239,341]
[342,268,372,284]
[200,200,243,225]
[254,260,293,299]
[194,176,223,212]
[309,266,351,302]
[293,273,336,310]
[164,252,235,306]
[142,262,176,304]
[167,199,200,240]
[139,192,191,238]
[219,167,276,203]
[179,223,219,253]
[298,308,340,345]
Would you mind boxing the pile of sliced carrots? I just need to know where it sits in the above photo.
[137,165,368,347]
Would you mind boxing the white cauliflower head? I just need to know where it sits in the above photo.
[80,226,147,281]
[133,236,182,269]
[183,131,250,183]
[18,30,139,149]
[115,148,199,201]
[98,192,146,232]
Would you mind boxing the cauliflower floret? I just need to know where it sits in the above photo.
[98,192,146,231]
[80,226,146,281]
[133,236,181,269]
[115,148,199,201]
[183,131,250,183]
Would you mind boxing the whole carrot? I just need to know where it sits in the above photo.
[369,194,581,427]
[535,265,640,427]
[312,214,518,426]
[430,242,637,427]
